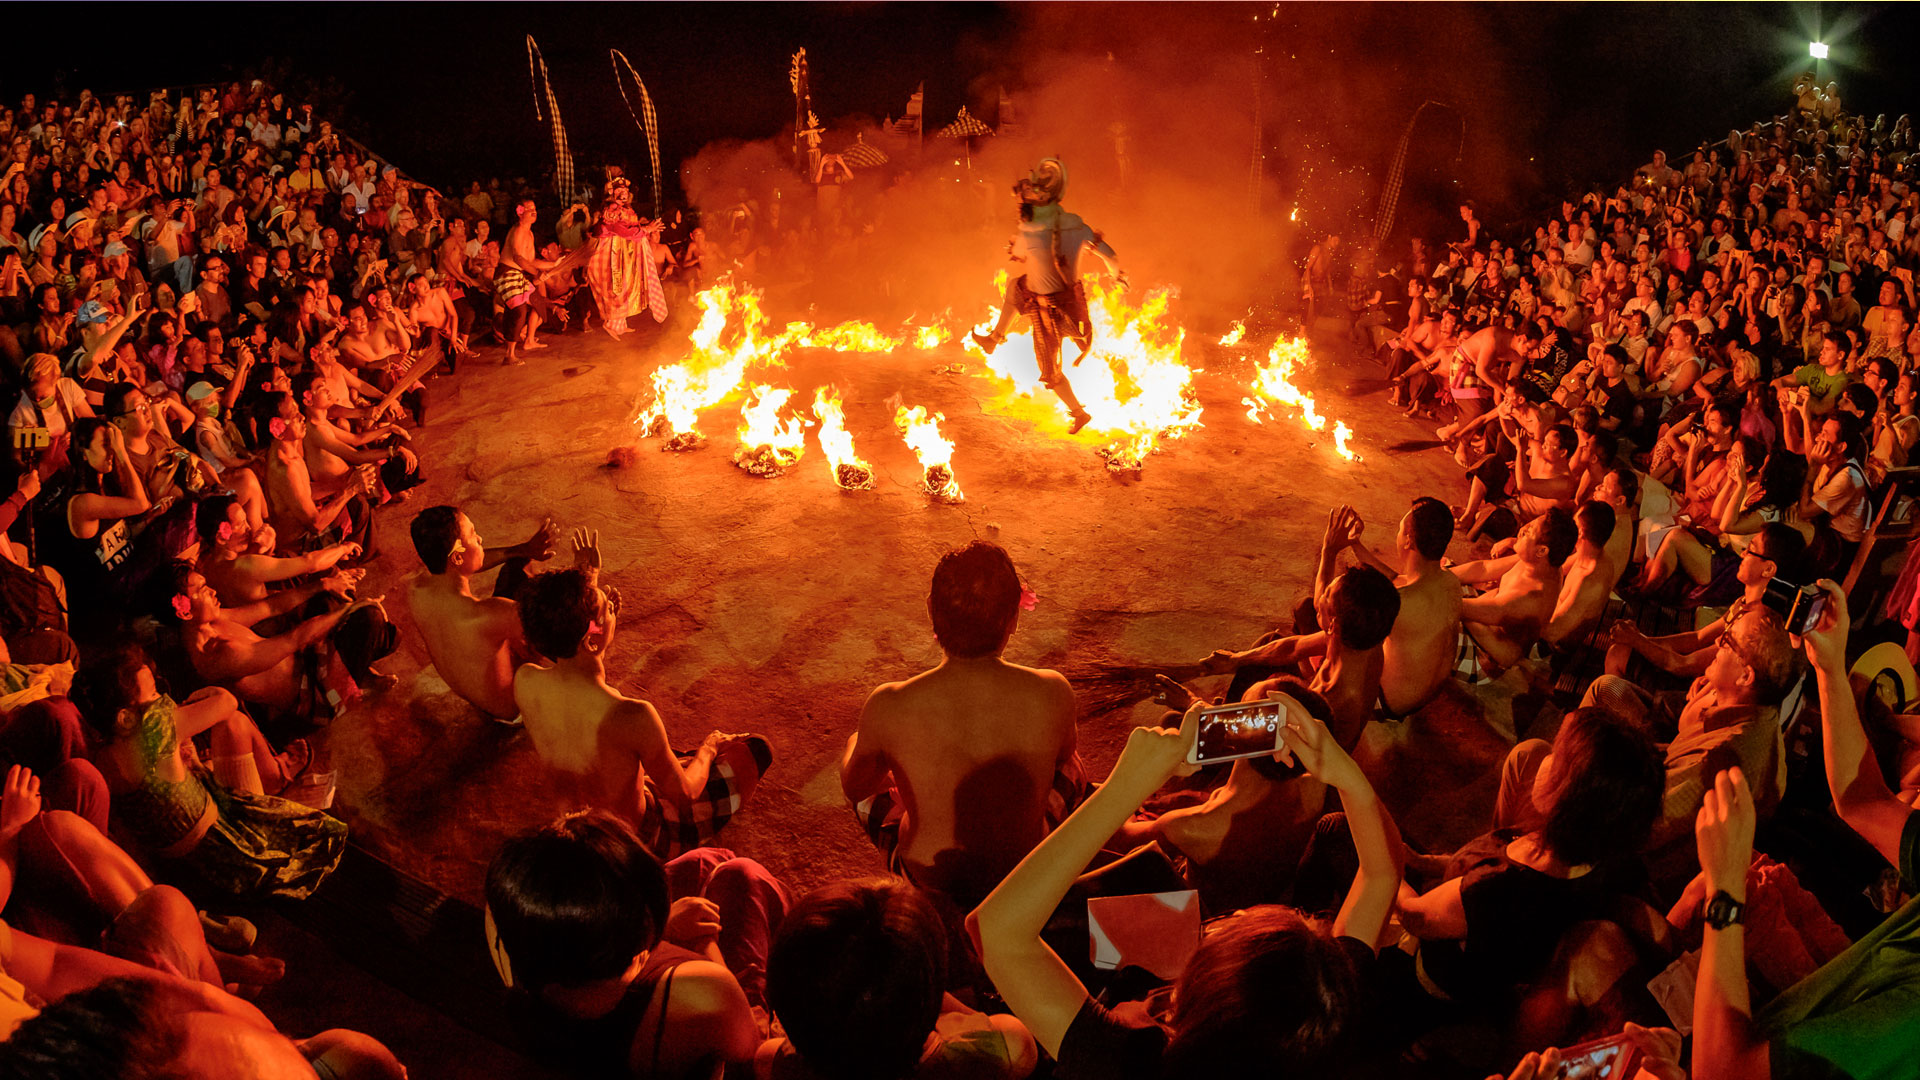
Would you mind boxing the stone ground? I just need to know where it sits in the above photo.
[262,312,1534,1076]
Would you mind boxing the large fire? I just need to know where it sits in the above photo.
[963,274,1204,471]
[632,276,1361,486]
[894,405,963,502]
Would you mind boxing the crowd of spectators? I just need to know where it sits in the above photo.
[0,66,1916,1080]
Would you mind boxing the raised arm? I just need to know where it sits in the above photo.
[1278,705,1403,948]
[195,602,356,683]
[969,706,1202,1058]
[1805,581,1913,865]
[1690,767,1770,1080]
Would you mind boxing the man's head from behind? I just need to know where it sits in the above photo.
[516,568,601,662]
[928,541,1022,659]
[1574,500,1616,550]
[1322,564,1399,652]
[411,505,483,576]
[485,810,667,996]
[767,879,948,1080]
[1402,497,1453,562]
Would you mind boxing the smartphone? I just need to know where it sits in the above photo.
[1763,578,1827,635]
[1550,1032,1640,1079]
[1188,696,1292,766]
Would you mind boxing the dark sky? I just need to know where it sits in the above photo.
[8,3,1919,230]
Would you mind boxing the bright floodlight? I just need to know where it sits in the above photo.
[1810,41,1829,59]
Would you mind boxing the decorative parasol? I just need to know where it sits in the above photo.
[935,107,994,169]
[935,106,994,139]
[840,132,889,168]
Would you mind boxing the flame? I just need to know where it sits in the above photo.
[1332,420,1360,462]
[1289,207,1299,222]
[913,325,951,350]
[1244,334,1358,464]
[637,283,779,444]
[812,387,874,489]
[1217,320,1246,347]
[732,384,809,476]
[792,319,902,353]
[964,273,1203,470]
[894,405,963,501]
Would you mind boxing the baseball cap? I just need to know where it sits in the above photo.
[185,380,217,402]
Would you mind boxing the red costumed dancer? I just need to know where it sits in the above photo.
[586,176,666,339]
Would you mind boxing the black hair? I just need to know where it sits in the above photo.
[1708,398,1741,433]
[0,977,183,1080]
[289,370,323,406]
[1545,423,1577,455]
[1161,904,1364,1076]
[410,505,462,575]
[1407,497,1454,561]
[927,541,1021,659]
[767,879,948,1080]
[195,493,242,549]
[1574,500,1616,547]
[484,810,668,992]
[1752,521,1810,585]
[1842,381,1880,422]
[66,418,113,490]
[1326,565,1399,651]
[517,568,597,662]
[100,382,141,419]
[1537,707,1663,867]
[1539,506,1580,566]
[72,639,153,739]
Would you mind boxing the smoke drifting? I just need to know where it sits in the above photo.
[678,7,1305,328]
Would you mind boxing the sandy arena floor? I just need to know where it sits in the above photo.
[331,315,1517,904]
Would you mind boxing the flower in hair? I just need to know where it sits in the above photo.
[269,417,289,439]
[171,594,193,620]
[1019,586,1038,612]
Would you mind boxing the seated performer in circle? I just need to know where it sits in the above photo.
[970,158,1128,434]
[512,530,772,858]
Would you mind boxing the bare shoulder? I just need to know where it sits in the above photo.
[662,959,747,1015]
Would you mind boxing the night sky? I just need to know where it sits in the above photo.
[8,3,1919,233]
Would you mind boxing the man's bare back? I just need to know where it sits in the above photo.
[410,572,522,720]
[1465,561,1559,670]
[1381,568,1463,714]
[845,657,1075,900]
[1546,551,1609,646]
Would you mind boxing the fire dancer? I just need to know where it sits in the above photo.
[495,197,558,366]
[970,158,1127,434]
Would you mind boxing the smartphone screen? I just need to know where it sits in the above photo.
[1190,698,1288,765]
[1553,1032,1637,1080]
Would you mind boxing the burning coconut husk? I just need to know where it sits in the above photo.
[895,405,963,503]
[732,385,809,478]
[812,388,874,491]
[732,444,804,478]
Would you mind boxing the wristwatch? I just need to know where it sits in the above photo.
[1705,890,1747,930]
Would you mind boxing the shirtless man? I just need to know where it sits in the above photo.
[405,273,468,370]
[1543,501,1616,648]
[497,197,558,365]
[1436,323,1534,430]
[176,565,387,712]
[293,372,413,498]
[840,541,1077,907]
[262,393,370,548]
[196,492,361,609]
[1450,508,1578,676]
[406,505,557,722]
[1594,463,1639,592]
[1197,521,1400,749]
[1340,497,1464,717]
[513,532,769,855]
[1459,417,1579,537]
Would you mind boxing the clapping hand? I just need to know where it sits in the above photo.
[570,527,601,574]
[521,516,559,561]
[320,567,364,598]
[0,765,40,836]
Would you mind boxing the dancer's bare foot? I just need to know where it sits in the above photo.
[1068,409,1093,435]
[526,339,551,351]
[503,351,526,366]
